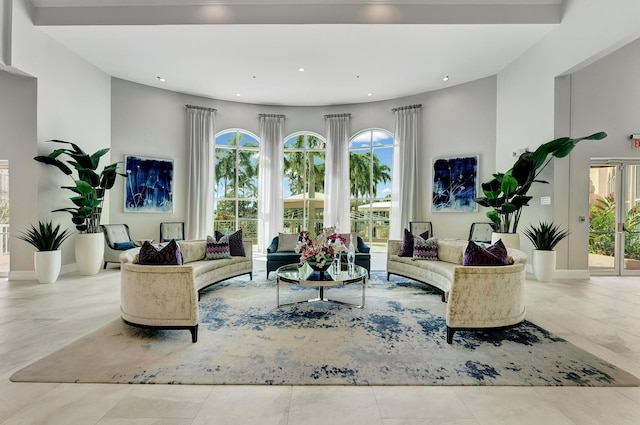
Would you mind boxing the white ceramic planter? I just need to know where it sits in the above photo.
[491,232,520,250]
[34,250,62,283]
[532,249,556,282]
[75,232,105,276]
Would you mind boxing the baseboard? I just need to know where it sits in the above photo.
[7,271,37,281]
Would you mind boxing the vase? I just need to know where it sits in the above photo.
[307,260,333,273]
[491,232,520,250]
[75,232,105,276]
[34,250,62,283]
[532,249,556,282]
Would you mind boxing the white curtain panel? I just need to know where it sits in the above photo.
[186,105,215,240]
[258,114,285,252]
[390,105,422,240]
[323,114,351,233]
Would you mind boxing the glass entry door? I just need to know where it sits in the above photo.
[589,160,640,275]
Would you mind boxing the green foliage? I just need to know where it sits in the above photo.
[589,194,640,260]
[0,199,9,224]
[34,140,125,233]
[475,132,607,233]
[17,221,72,251]
[523,221,570,251]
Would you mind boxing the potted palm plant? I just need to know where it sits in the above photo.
[34,140,125,275]
[17,221,72,283]
[523,220,570,282]
[474,132,606,248]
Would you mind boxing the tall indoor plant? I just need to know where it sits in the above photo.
[34,140,124,275]
[523,220,570,282]
[17,221,72,283]
[474,132,607,242]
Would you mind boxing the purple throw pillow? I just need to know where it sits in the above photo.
[485,239,509,263]
[206,234,232,260]
[138,240,183,265]
[463,240,508,266]
[215,229,245,257]
[399,228,414,257]
[413,235,439,260]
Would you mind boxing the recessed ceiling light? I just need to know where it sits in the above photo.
[367,93,373,97]
[157,76,166,82]
[236,93,242,97]
[442,75,450,82]
[299,67,305,72]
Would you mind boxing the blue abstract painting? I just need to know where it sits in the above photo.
[432,155,478,212]
[124,155,173,213]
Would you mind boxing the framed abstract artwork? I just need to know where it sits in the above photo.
[124,155,174,213]
[432,155,478,213]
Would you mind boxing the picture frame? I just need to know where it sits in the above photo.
[124,155,174,213]
[432,155,478,213]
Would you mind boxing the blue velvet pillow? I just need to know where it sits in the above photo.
[113,241,135,250]
[215,229,245,257]
[138,240,183,265]
[463,240,508,266]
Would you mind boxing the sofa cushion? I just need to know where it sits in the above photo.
[463,240,508,266]
[437,239,467,264]
[277,232,299,252]
[206,234,232,260]
[138,240,183,265]
[215,229,246,257]
[413,235,438,260]
[176,240,206,263]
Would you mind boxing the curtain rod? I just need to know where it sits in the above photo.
[185,104,217,112]
[391,104,422,112]
[258,113,286,118]
[324,113,351,118]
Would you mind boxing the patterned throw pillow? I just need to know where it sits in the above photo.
[463,240,509,266]
[138,240,183,265]
[412,235,439,260]
[206,234,232,260]
[215,229,245,257]
[399,228,433,257]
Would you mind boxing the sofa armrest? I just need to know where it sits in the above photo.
[242,240,253,258]
[446,263,526,328]
[387,240,402,256]
[266,237,278,253]
[120,263,198,326]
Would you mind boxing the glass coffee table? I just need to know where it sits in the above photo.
[275,263,367,308]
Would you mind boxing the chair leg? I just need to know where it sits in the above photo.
[103,262,108,269]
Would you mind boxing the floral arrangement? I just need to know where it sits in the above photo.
[296,227,347,266]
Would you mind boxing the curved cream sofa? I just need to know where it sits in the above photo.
[387,239,527,344]
[119,239,253,343]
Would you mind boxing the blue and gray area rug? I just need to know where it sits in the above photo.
[11,271,639,386]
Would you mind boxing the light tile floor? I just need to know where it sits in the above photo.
[1,253,640,424]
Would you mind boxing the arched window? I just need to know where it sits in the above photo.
[283,132,326,235]
[214,129,259,241]
[349,129,394,251]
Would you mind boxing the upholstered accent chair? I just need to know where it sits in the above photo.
[160,222,185,242]
[468,222,495,244]
[101,224,136,269]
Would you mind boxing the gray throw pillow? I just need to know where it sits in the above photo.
[277,232,299,252]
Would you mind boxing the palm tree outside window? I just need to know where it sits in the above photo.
[283,132,326,235]
[214,130,259,241]
[349,129,394,252]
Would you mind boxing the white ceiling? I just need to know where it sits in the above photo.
[31,1,562,106]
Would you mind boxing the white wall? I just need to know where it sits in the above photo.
[0,70,37,272]
[110,76,497,243]
[496,0,640,269]
[7,0,111,272]
[568,38,640,269]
